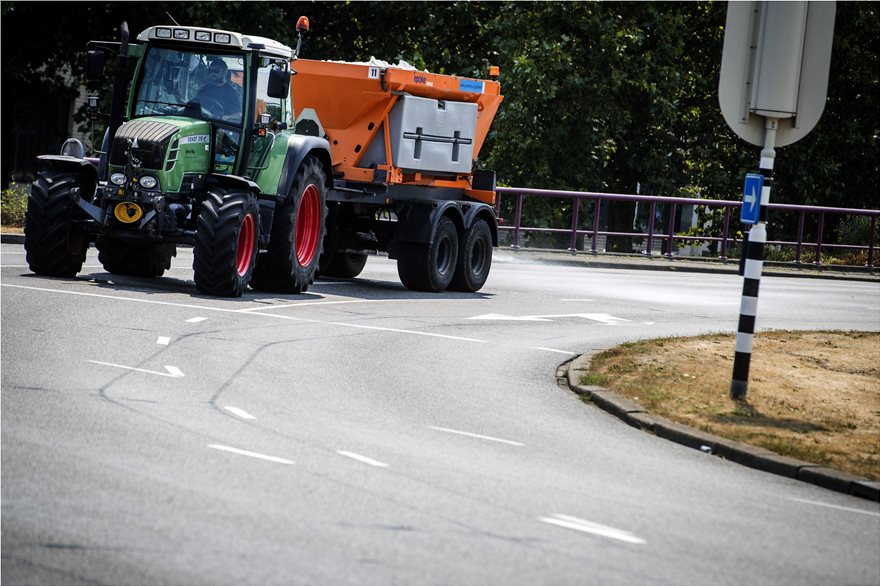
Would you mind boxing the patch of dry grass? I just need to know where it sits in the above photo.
[583,331,880,480]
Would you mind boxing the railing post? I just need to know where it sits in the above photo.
[720,207,730,260]
[590,199,601,254]
[868,215,876,269]
[665,203,677,258]
[814,211,825,265]
[646,202,657,256]
[795,211,805,265]
[511,192,523,250]
[568,196,580,253]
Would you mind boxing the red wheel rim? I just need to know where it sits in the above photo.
[295,184,320,266]
[236,213,255,276]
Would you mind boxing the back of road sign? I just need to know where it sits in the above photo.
[718,1,836,147]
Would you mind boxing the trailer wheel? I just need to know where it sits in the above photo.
[193,187,259,297]
[318,252,368,279]
[96,237,176,277]
[397,216,459,292]
[450,219,493,292]
[24,171,90,277]
[252,156,327,293]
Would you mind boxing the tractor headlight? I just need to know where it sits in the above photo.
[139,175,158,189]
[110,173,126,186]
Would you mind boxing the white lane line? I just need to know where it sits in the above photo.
[540,514,646,545]
[2,284,486,343]
[788,497,880,518]
[207,444,293,465]
[89,360,185,378]
[534,347,577,356]
[237,299,372,312]
[224,406,257,420]
[325,321,487,343]
[186,316,208,323]
[156,336,171,345]
[428,426,524,446]
[337,450,389,468]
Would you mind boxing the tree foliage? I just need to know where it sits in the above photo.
[2,0,877,227]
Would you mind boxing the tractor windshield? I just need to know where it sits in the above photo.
[134,47,245,125]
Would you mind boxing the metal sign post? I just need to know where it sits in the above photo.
[731,119,777,400]
[719,1,835,400]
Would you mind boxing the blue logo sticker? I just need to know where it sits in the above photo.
[459,79,484,94]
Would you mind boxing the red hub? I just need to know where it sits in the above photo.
[296,184,320,266]
[236,213,255,276]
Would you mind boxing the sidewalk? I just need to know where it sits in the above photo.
[495,247,879,283]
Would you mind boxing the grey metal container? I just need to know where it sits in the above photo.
[382,95,477,175]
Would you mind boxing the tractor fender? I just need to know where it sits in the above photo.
[461,202,499,247]
[36,155,99,187]
[276,135,333,201]
[394,201,466,245]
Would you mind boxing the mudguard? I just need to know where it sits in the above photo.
[275,134,333,201]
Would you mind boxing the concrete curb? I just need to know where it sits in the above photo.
[565,352,880,502]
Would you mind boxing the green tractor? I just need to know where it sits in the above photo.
[25,17,330,297]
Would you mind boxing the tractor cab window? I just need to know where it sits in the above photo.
[134,47,245,125]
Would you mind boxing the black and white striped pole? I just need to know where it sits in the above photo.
[731,118,777,400]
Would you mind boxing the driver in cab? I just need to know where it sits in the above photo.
[196,59,241,117]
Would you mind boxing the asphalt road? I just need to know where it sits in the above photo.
[2,242,879,586]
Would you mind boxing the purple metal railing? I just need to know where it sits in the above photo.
[494,187,879,268]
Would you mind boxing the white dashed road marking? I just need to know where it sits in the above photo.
[223,406,257,420]
[89,360,185,378]
[156,336,171,345]
[337,451,389,468]
[540,514,646,544]
[207,444,293,465]
[428,426,524,446]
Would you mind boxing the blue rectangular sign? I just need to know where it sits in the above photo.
[741,173,764,224]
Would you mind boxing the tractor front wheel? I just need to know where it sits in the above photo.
[24,171,91,277]
[193,187,259,297]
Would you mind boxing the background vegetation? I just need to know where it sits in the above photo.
[1,1,877,245]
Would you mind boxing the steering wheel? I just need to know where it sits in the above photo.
[198,96,226,118]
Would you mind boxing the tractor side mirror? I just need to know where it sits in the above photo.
[267,68,290,99]
[86,50,107,84]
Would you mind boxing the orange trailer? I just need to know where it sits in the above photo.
[291,59,503,205]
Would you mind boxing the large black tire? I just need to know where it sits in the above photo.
[450,218,493,292]
[193,187,259,297]
[318,252,368,279]
[24,171,90,277]
[252,156,327,293]
[96,236,176,277]
[397,216,459,292]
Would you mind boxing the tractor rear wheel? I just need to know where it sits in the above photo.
[450,218,493,292]
[318,252,368,279]
[252,156,327,293]
[24,170,91,277]
[397,216,459,292]
[96,237,176,277]
[193,187,259,297]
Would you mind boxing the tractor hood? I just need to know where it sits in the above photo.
[110,117,211,172]
[108,117,212,193]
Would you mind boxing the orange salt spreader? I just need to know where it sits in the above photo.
[290,58,503,205]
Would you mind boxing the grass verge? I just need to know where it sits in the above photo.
[579,330,880,481]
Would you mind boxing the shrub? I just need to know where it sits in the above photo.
[1,183,29,228]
